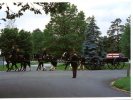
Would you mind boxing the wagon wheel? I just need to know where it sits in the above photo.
[89,57,101,70]
[113,58,125,69]
[105,58,116,70]
[85,64,92,70]
[106,62,117,70]
[84,60,92,70]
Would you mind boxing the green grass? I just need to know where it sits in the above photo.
[0,62,130,71]
[56,64,71,70]
[113,77,131,91]
[0,65,7,71]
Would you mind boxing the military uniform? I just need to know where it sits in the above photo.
[70,52,79,78]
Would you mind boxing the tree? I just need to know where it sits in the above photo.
[107,18,124,52]
[31,29,44,53]
[0,2,68,22]
[17,30,32,54]
[0,28,32,55]
[0,28,19,54]
[82,16,102,57]
[44,4,86,56]
[120,16,130,59]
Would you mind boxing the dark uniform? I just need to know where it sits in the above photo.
[10,47,17,58]
[70,52,79,78]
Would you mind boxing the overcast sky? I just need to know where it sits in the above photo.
[0,0,131,36]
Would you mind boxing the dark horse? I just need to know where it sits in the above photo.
[4,52,31,72]
[34,53,58,71]
[61,51,71,70]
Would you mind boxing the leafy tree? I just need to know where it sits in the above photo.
[82,16,102,57]
[120,16,130,59]
[17,30,32,54]
[0,28,32,55]
[31,29,44,53]
[0,28,19,54]
[44,3,86,56]
[0,2,68,22]
[107,18,124,52]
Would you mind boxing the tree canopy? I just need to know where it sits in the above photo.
[0,28,32,55]
[42,4,86,56]
[82,16,102,57]
[0,2,68,22]
[120,16,130,58]
[107,18,124,52]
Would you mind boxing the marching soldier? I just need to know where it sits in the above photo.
[70,49,79,78]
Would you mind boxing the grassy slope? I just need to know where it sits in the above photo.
[113,77,131,91]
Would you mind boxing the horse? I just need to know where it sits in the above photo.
[19,53,31,71]
[77,56,86,70]
[61,51,71,70]
[4,52,31,72]
[49,55,58,71]
[35,53,58,71]
[34,53,45,71]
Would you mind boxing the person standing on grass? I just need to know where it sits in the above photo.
[70,49,80,78]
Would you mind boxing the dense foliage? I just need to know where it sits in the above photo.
[31,4,86,56]
[0,28,32,55]
[107,18,124,52]
[0,2,68,21]
[82,16,102,57]
[120,17,130,59]
[0,2,130,59]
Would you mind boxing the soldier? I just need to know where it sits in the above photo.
[10,46,17,58]
[70,49,79,78]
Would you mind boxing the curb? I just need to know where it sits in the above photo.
[111,81,130,94]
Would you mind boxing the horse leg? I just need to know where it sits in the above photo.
[64,63,68,70]
[23,63,26,71]
[19,63,23,71]
[64,62,69,70]
[40,62,43,70]
[14,63,18,71]
[10,63,15,71]
[6,62,10,72]
[26,61,31,71]
[36,62,40,71]
[69,63,72,70]
[27,61,31,71]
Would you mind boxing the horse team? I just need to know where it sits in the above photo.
[4,48,86,72]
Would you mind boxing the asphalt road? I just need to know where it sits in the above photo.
[0,65,130,98]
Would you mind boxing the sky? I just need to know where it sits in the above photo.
[0,0,131,36]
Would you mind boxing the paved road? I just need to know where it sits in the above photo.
[0,65,130,98]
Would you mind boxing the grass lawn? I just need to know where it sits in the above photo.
[113,77,131,92]
[0,65,7,71]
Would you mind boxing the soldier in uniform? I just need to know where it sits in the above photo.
[70,49,79,78]
[10,46,17,58]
